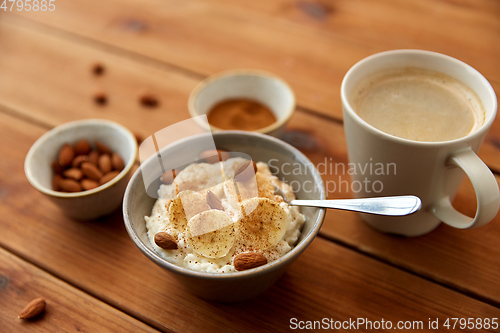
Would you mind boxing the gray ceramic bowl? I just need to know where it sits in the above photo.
[25,119,138,220]
[123,131,325,302]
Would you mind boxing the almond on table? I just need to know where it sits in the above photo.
[18,297,46,320]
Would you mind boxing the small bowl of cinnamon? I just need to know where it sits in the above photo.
[188,69,295,137]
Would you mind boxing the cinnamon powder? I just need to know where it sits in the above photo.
[207,99,277,131]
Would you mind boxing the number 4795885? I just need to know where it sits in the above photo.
[1,0,55,11]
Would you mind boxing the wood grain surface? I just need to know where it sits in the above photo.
[0,247,158,332]
[0,0,499,331]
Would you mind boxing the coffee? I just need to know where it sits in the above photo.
[350,67,485,142]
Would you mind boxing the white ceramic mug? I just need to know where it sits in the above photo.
[341,50,499,236]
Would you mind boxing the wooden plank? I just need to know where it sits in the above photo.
[1,112,500,332]
[8,0,500,117]
[202,0,500,81]
[0,247,158,332]
[0,17,499,173]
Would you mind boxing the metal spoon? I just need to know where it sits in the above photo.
[274,185,421,216]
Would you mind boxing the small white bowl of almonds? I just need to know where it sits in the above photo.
[123,131,325,302]
[25,119,137,220]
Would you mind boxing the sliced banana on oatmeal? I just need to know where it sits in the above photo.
[237,197,287,250]
[168,190,210,235]
[223,178,258,209]
[186,210,236,258]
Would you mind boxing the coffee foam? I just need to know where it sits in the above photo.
[350,67,485,142]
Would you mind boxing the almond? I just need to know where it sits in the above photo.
[52,174,63,191]
[206,191,223,211]
[199,149,230,164]
[154,232,178,250]
[98,154,112,174]
[63,168,83,181]
[51,160,64,175]
[59,179,81,192]
[72,155,89,168]
[93,92,107,105]
[92,63,105,76]
[139,93,159,108]
[111,153,125,171]
[234,252,268,271]
[81,179,99,191]
[88,150,99,165]
[95,141,112,154]
[99,171,120,185]
[160,169,176,184]
[234,160,258,182]
[73,139,91,155]
[18,297,46,319]
[81,162,103,181]
[58,144,74,167]
[133,132,144,144]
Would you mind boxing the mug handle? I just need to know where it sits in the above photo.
[431,148,499,228]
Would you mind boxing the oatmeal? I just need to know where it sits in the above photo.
[144,157,305,273]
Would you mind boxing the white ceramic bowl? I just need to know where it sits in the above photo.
[25,119,138,220]
[123,131,325,302]
[188,69,295,137]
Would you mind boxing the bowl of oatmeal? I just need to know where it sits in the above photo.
[123,131,325,302]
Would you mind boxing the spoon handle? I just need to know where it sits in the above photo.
[289,196,422,216]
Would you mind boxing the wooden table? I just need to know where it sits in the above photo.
[1,0,500,331]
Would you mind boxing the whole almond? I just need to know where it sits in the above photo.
[199,149,230,164]
[139,93,159,108]
[206,191,223,211]
[18,297,46,319]
[72,155,89,168]
[95,141,112,154]
[99,171,120,185]
[88,150,99,165]
[52,174,63,191]
[234,160,258,182]
[111,153,125,171]
[59,179,81,192]
[81,179,99,191]
[160,169,176,184]
[234,252,268,271]
[58,144,74,167]
[98,154,112,174]
[63,168,83,181]
[51,160,64,175]
[133,132,144,144]
[154,232,178,250]
[81,162,103,181]
[73,139,91,155]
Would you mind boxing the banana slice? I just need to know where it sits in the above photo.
[223,177,259,209]
[168,190,210,235]
[186,210,236,258]
[237,197,288,250]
